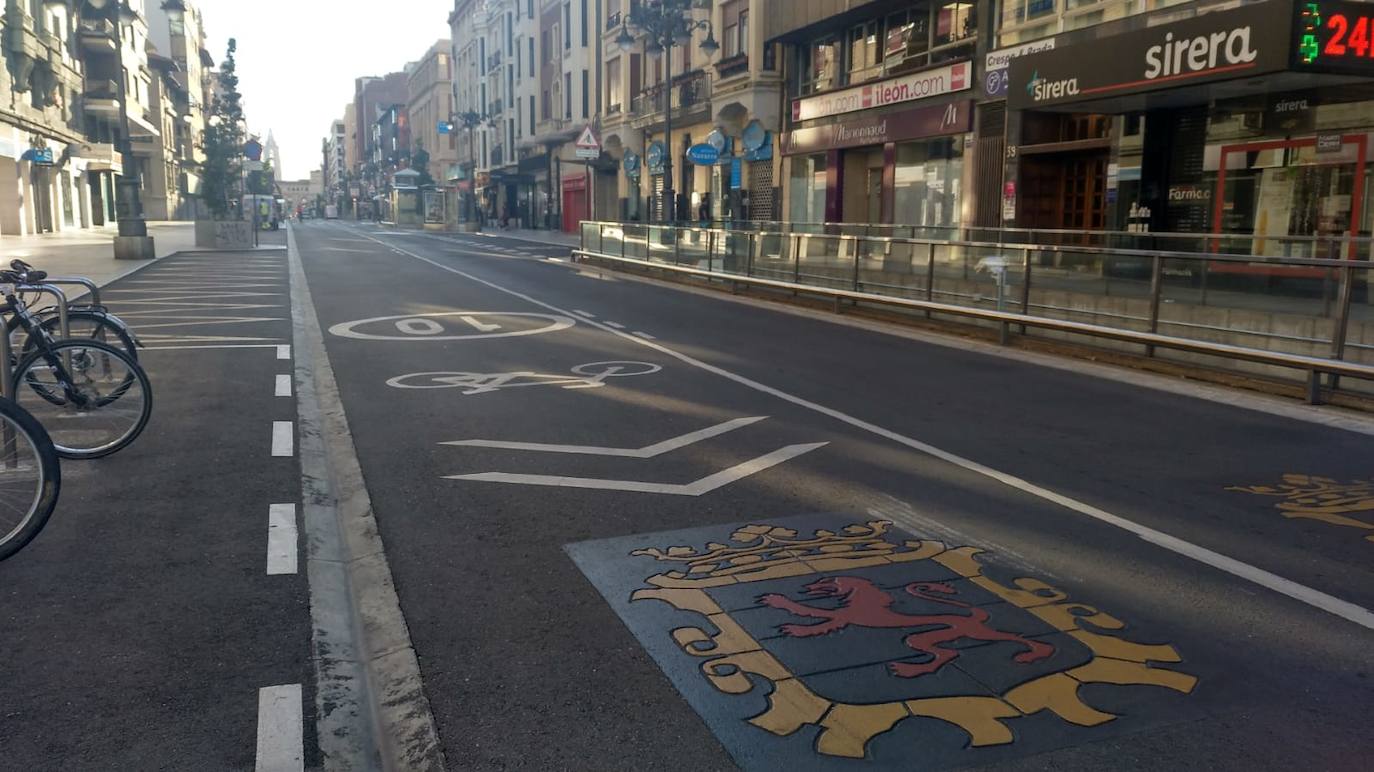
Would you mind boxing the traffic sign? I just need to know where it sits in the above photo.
[574,124,601,160]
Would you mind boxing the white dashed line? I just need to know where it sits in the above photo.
[276,344,291,360]
[272,421,294,457]
[633,331,657,340]
[275,374,293,398]
[266,504,298,575]
[572,310,595,318]
[604,321,626,329]
[255,684,304,771]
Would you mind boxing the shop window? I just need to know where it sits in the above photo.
[798,37,840,95]
[894,138,964,228]
[848,21,882,83]
[788,153,827,223]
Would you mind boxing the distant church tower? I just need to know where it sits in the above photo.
[265,131,283,178]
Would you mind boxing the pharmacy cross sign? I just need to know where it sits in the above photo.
[575,125,601,160]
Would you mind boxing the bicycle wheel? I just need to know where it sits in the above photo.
[0,397,61,561]
[25,309,139,362]
[11,339,153,460]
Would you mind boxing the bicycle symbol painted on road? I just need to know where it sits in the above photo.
[385,361,662,395]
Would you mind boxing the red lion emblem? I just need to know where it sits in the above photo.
[758,576,1055,678]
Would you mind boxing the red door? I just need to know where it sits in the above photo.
[562,176,588,234]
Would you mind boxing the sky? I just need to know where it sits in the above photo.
[197,0,455,181]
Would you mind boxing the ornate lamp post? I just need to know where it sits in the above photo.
[615,0,718,223]
[79,0,157,257]
[451,111,491,229]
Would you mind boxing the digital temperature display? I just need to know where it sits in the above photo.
[1296,0,1374,71]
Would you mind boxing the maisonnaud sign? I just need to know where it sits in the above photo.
[1007,0,1296,110]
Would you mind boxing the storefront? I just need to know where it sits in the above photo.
[783,98,973,227]
[1006,0,1374,254]
[782,59,975,227]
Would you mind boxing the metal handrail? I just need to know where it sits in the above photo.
[571,244,1373,404]
[642,219,1374,247]
[584,221,1368,268]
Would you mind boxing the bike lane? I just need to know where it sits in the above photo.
[296,222,1372,770]
[0,244,315,768]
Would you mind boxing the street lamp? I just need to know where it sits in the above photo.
[617,0,719,223]
[451,111,490,229]
[160,0,186,22]
[84,0,154,258]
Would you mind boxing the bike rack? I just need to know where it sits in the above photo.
[30,284,72,342]
[41,276,101,308]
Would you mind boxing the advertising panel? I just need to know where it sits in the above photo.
[792,61,971,122]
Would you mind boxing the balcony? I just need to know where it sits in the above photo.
[631,70,710,129]
[77,18,116,55]
[604,11,621,31]
[715,54,749,81]
[82,80,120,116]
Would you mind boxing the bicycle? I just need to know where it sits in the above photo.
[2,270,153,460]
[4,259,141,362]
[0,396,61,561]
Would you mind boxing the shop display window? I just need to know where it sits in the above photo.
[788,153,828,223]
[894,137,964,228]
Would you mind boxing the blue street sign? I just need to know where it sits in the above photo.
[21,147,54,165]
[438,121,454,134]
[687,143,720,165]
[729,158,742,190]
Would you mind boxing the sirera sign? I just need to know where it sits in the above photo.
[1008,0,1296,109]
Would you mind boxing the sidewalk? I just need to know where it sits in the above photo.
[465,225,581,248]
[1,222,282,300]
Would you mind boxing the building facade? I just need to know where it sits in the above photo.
[407,39,459,185]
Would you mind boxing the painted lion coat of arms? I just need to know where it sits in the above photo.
[568,516,1198,768]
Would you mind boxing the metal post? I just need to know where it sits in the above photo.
[109,4,148,242]
[1019,247,1032,335]
[1327,263,1356,393]
[1145,255,1163,357]
[662,40,675,224]
[925,243,936,318]
[746,233,755,277]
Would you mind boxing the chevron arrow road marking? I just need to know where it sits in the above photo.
[445,442,827,496]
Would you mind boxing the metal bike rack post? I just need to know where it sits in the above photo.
[1020,247,1033,335]
[45,276,100,307]
[32,284,70,341]
[0,318,12,402]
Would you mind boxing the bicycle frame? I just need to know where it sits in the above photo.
[2,288,90,409]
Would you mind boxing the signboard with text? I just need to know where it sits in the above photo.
[984,38,1056,98]
[1008,1,1294,110]
[783,101,973,155]
[1293,0,1374,74]
[792,61,971,122]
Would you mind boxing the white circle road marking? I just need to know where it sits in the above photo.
[328,311,576,341]
[570,361,662,378]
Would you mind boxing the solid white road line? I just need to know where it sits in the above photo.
[362,233,1374,632]
[449,442,827,496]
[255,684,304,772]
[277,344,292,360]
[443,416,767,457]
[572,309,594,318]
[266,504,298,575]
[272,421,294,457]
[276,374,293,398]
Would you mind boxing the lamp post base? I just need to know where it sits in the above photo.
[113,235,157,260]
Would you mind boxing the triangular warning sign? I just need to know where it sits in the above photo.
[575,125,600,150]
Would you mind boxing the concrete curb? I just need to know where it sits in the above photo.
[287,224,445,771]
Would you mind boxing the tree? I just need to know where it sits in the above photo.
[201,39,245,219]
[411,142,434,187]
[247,161,275,195]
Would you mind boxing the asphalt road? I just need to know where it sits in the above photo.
[0,235,317,770]
[292,220,1374,770]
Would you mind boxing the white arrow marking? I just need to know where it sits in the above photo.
[441,416,767,457]
[460,315,502,332]
[445,442,827,496]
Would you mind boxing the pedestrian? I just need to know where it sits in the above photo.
[698,194,710,225]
